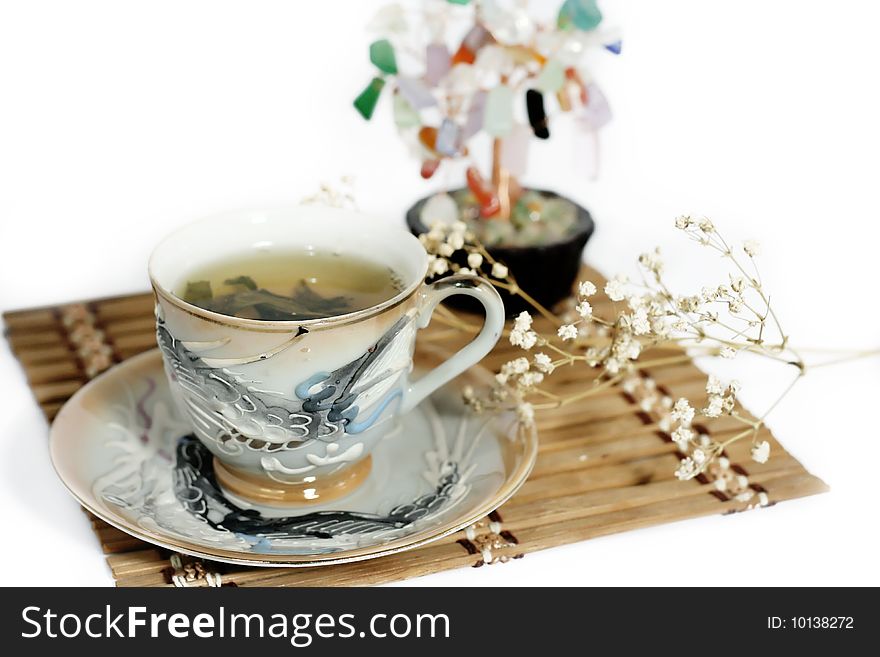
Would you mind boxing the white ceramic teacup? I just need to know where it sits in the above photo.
[149,206,504,507]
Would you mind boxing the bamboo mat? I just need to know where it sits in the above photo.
[3,266,828,587]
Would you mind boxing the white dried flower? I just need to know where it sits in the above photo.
[626,295,645,311]
[675,215,693,229]
[466,252,483,269]
[651,317,670,337]
[578,281,597,297]
[451,220,467,233]
[630,308,650,335]
[720,346,736,359]
[516,402,535,426]
[428,255,449,276]
[751,440,770,464]
[438,243,455,257]
[678,295,702,313]
[604,276,627,302]
[533,353,554,373]
[491,262,508,278]
[692,448,707,464]
[519,371,544,388]
[575,301,593,319]
[743,240,761,257]
[671,398,695,426]
[638,248,664,274]
[619,335,641,360]
[509,311,538,350]
[510,328,538,350]
[706,375,724,395]
[671,426,693,449]
[458,267,477,276]
[557,324,578,341]
[462,385,475,401]
[698,218,715,233]
[513,311,532,332]
[447,232,465,251]
[675,457,697,481]
[703,395,723,418]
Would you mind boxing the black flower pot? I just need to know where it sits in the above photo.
[406,188,595,316]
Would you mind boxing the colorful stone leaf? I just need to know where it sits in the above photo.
[425,43,451,85]
[462,90,487,139]
[484,84,514,137]
[605,39,622,55]
[558,0,603,32]
[397,76,437,109]
[526,89,550,139]
[418,126,438,152]
[482,1,535,45]
[452,44,476,66]
[421,192,458,225]
[535,59,565,94]
[370,39,398,74]
[421,159,441,179]
[392,91,420,129]
[466,167,500,217]
[353,77,386,120]
[581,82,612,129]
[453,24,491,64]
[435,118,461,156]
[463,23,491,50]
[500,125,530,177]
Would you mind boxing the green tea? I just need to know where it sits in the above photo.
[177,250,403,321]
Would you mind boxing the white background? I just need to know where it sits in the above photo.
[1,0,878,586]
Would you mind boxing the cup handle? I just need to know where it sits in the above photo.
[400,274,505,413]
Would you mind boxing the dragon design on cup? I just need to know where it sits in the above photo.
[156,314,415,455]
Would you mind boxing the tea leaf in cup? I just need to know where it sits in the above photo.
[183,281,213,304]
[290,280,351,315]
[223,275,258,291]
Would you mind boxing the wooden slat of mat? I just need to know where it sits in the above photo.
[3,267,828,587]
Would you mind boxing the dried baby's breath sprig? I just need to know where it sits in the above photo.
[420,215,859,485]
[419,218,561,326]
[300,176,358,209]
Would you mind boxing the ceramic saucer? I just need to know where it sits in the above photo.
[50,349,537,567]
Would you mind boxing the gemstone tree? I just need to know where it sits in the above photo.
[353,0,619,227]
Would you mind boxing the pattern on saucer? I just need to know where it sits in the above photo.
[50,349,537,566]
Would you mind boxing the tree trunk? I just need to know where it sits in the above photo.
[491,137,512,220]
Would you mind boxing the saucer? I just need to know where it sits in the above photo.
[49,349,537,567]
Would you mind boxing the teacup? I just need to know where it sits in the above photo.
[148,206,504,506]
